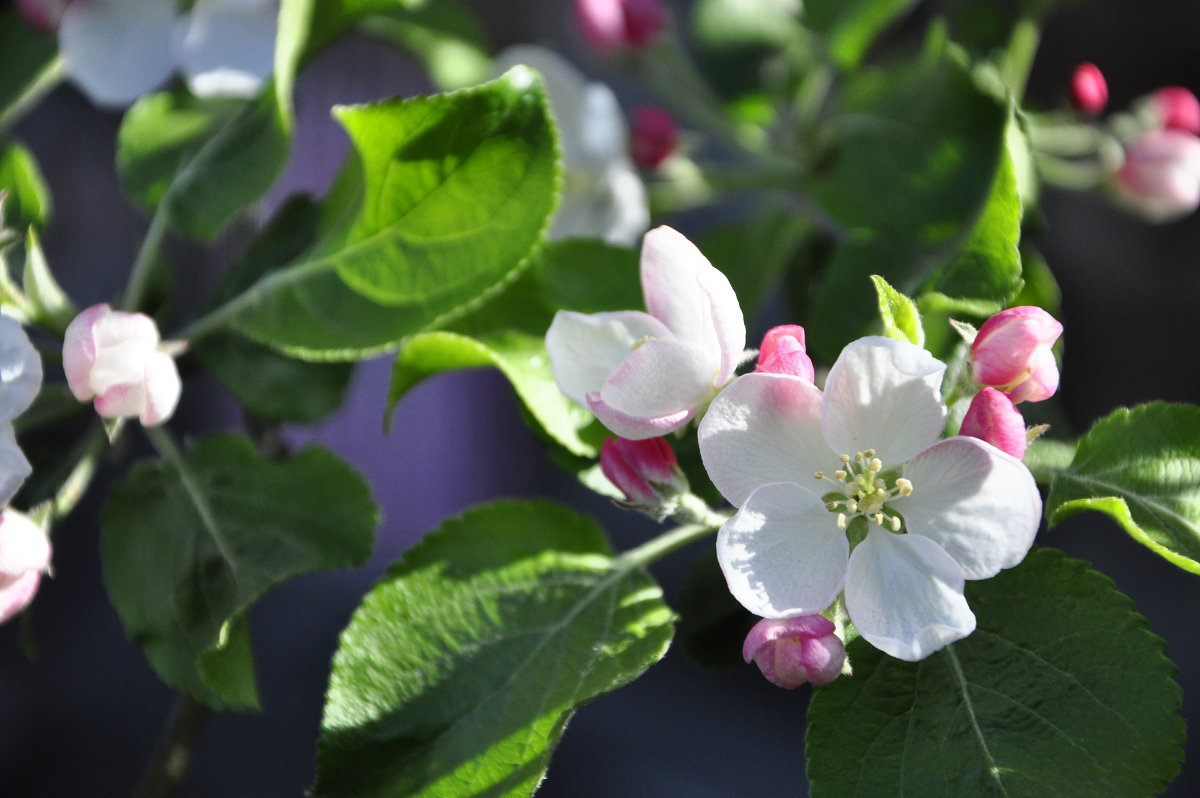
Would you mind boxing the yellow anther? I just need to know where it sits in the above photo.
[890,516,902,532]
[845,499,858,513]
[873,513,885,526]
[840,454,851,463]
[814,471,825,480]
[896,478,913,496]
[837,513,848,529]
[870,458,883,473]
[864,449,876,458]
[825,501,839,511]
[834,469,847,481]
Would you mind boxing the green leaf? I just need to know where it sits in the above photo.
[691,0,806,100]
[313,500,674,798]
[23,227,76,336]
[1047,403,1200,575]
[697,204,808,321]
[101,434,378,709]
[807,548,1184,797]
[805,48,1012,358]
[227,67,559,359]
[388,240,639,457]
[359,2,491,91]
[305,0,430,55]
[0,8,60,130]
[196,197,354,422]
[804,0,919,69]
[871,274,924,346]
[0,138,51,230]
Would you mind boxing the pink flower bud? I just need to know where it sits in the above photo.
[63,303,182,427]
[16,0,73,32]
[1070,62,1108,115]
[755,325,815,382]
[600,436,684,510]
[1152,86,1200,134]
[960,388,1027,460]
[743,615,845,689]
[0,509,51,624]
[630,105,679,169]
[1113,128,1200,223]
[970,306,1062,403]
[575,0,665,52]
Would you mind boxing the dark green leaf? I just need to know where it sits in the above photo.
[808,548,1184,797]
[1048,402,1200,575]
[0,138,51,230]
[0,8,59,130]
[804,0,919,69]
[696,205,808,321]
[313,500,674,798]
[691,0,806,100]
[229,67,559,359]
[101,434,378,708]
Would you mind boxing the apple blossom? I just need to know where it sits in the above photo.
[0,510,51,624]
[493,46,649,246]
[743,615,845,688]
[546,225,745,439]
[970,306,1063,403]
[1113,128,1200,223]
[63,304,182,427]
[754,324,814,382]
[960,387,1027,460]
[1070,62,1108,115]
[575,0,666,52]
[698,336,1041,661]
[59,0,278,108]
[0,315,42,507]
[600,436,687,518]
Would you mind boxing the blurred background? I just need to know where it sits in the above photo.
[2,1,1199,795]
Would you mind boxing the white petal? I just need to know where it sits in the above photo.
[641,227,720,350]
[896,437,1041,579]
[140,351,182,426]
[0,315,43,424]
[545,310,670,406]
[59,0,178,108]
[845,529,975,661]
[177,0,277,100]
[821,336,946,464]
[552,157,649,245]
[0,423,32,509]
[717,482,849,618]
[596,337,714,417]
[698,373,836,507]
[576,83,629,167]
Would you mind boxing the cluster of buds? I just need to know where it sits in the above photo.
[960,306,1062,460]
[742,616,846,689]
[63,304,183,427]
[574,0,666,53]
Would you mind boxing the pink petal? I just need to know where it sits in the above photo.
[0,571,42,624]
[586,393,694,440]
[62,303,110,401]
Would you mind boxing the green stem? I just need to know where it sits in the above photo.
[52,423,108,520]
[1002,16,1040,104]
[122,201,171,313]
[131,693,208,798]
[620,497,728,570]
[0,55,64,134]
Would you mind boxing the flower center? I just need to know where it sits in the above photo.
[813,449,913,534]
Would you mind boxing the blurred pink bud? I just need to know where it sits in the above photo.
[1070,63,1108,115]
[1152,86,1200,134]
[1114,128,1200,223]
[0,510,51,624]
[575,0,665,52]
[16,0,73,32]
[630,106,679,169]
[755,325,815,382]
[743,615,845,689]
[971,307,1062,404]
[600,436,685,509]
[63,303,182,427]
[960,388,1028,460]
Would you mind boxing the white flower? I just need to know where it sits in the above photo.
[493,45,649,246]
[63,304,182,427]
[0,314,42,507]
[698,336,1041,661]
[59,0,278,108]
[546,225,744,439]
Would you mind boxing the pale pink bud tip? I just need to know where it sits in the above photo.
[600,436,683,506]
[1114,128,1200,223]
[755,325,815,382]
[0,510,51,624]
[1153,87,1200,135]
[960,388,1028,460]
[63,303,183,426]
[743,616,845,688]
[631,106,679,169]
[970,306,1062,404]
[575,0,665,52]
[1070,63,1108,115]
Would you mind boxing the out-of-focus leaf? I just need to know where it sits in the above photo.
[804,0,919,69]
[0,138,51,230]
[359,1,490,90]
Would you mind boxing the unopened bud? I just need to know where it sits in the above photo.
[63,303,183,427]
[630,105,679,169]
[1112,128,1200,223]
[754,325,815,382]
[1151,86,1200,135]
[960,388,1028,460]
[970,306,1062,403]
[1070,62,1108,115]
[575,0,666,53]
[600,436,686,517]
[743,615,845,689]
[0,509,51,624]
[16,0,72,32]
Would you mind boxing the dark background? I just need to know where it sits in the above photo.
[2,1,1198,796]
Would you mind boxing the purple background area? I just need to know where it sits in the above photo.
[3,2,1200,796]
